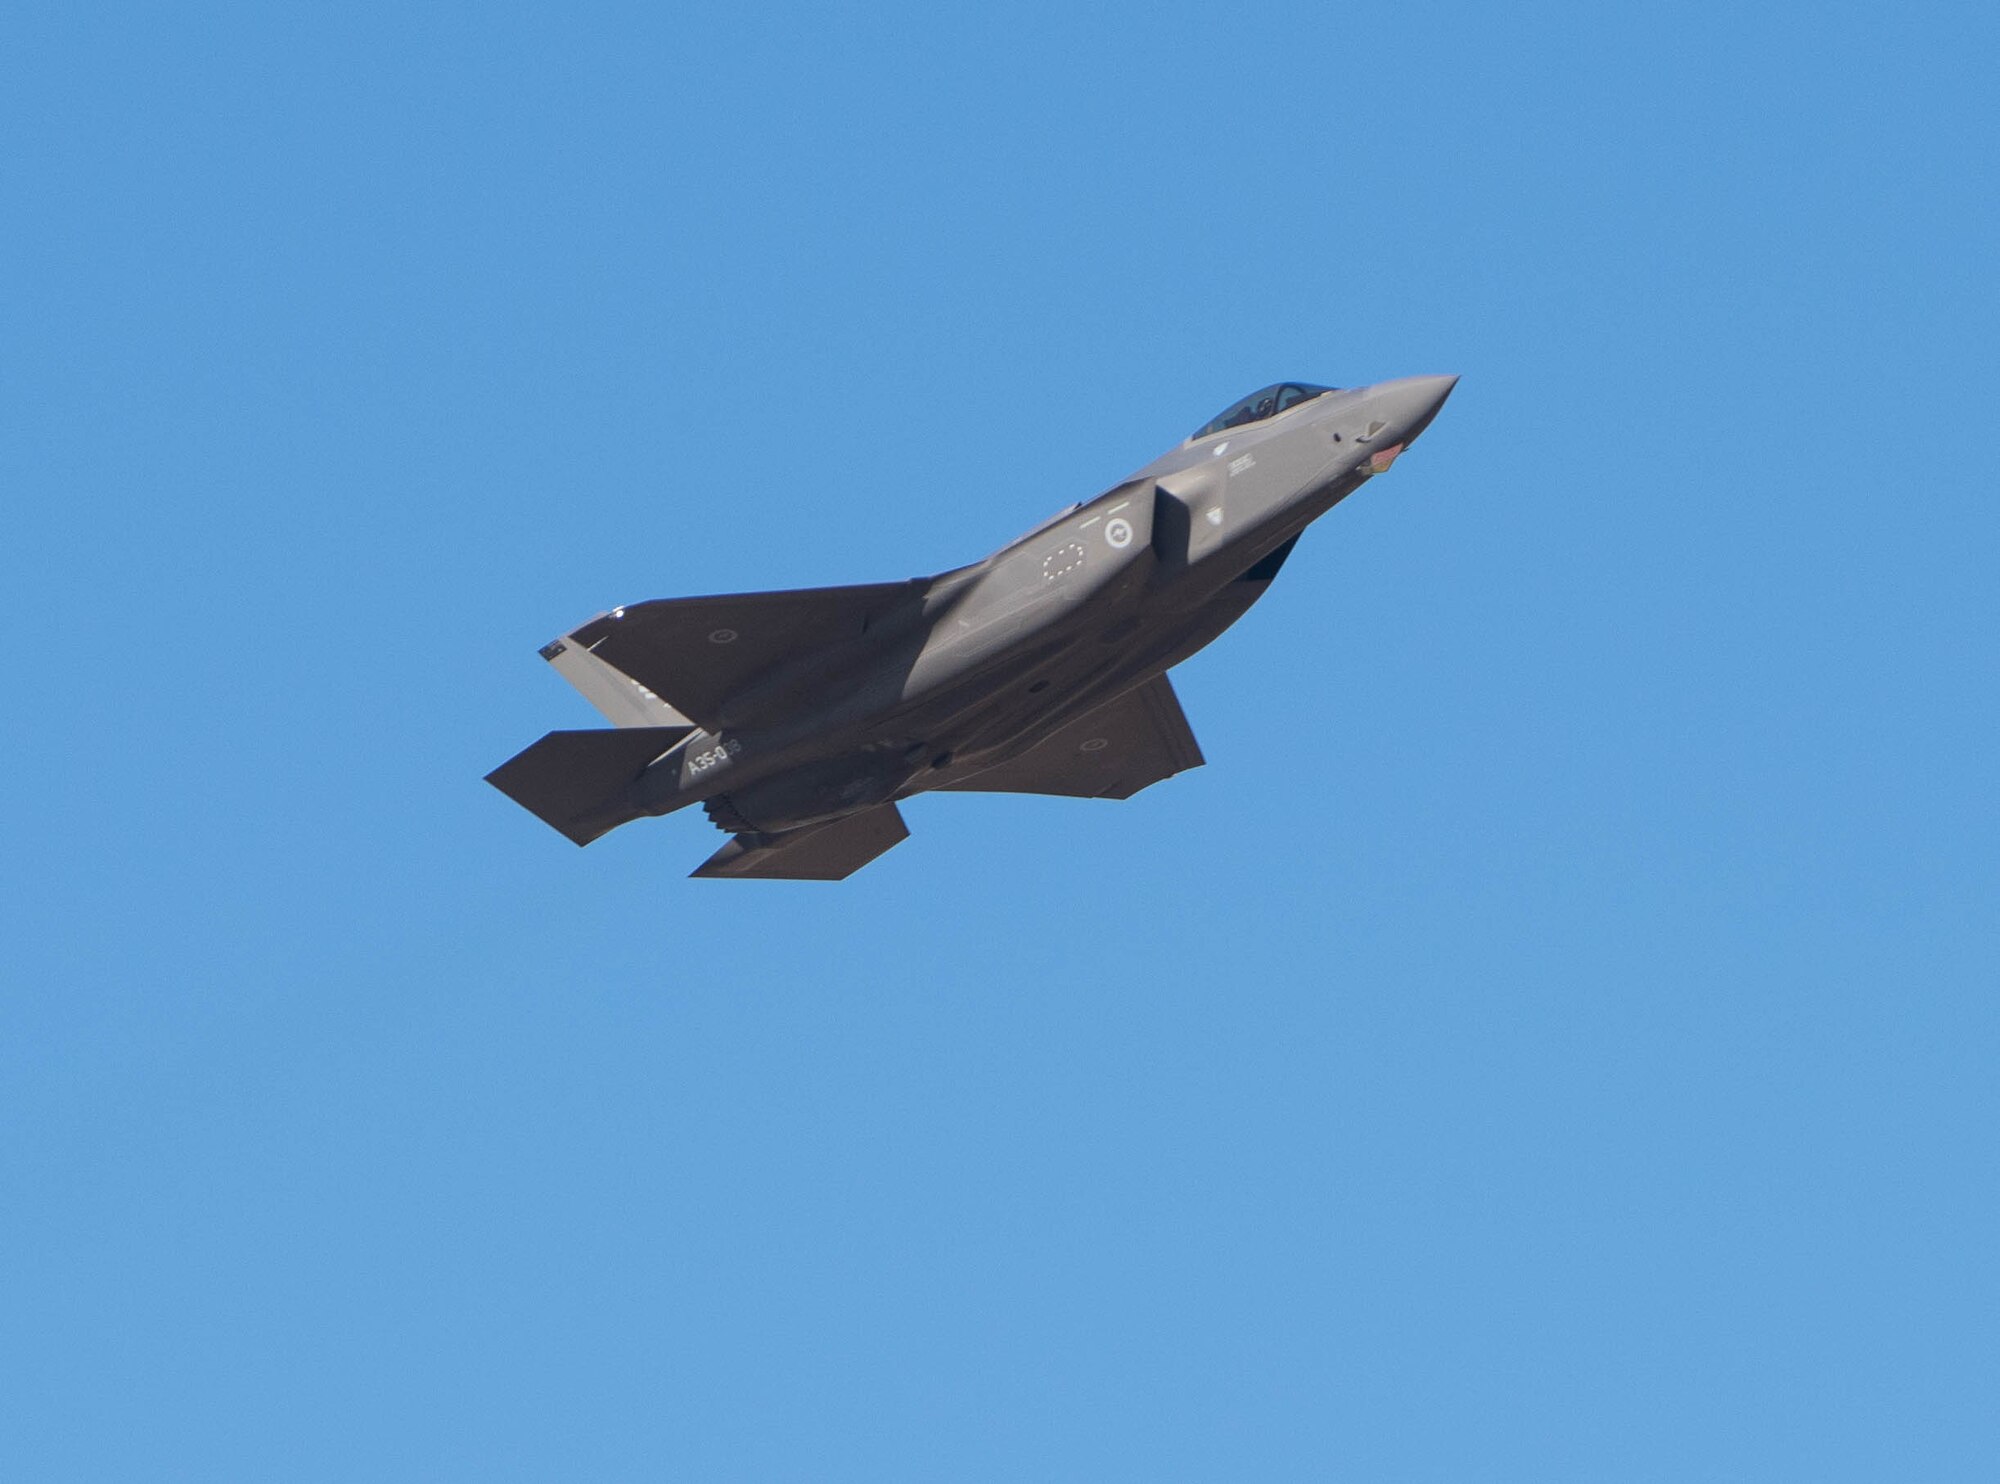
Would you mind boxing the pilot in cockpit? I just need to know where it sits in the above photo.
[1190,383,1335,442]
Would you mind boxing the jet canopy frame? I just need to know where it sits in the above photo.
[1188,383,1335,442]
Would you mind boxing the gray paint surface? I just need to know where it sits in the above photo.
[487,375,1459,878]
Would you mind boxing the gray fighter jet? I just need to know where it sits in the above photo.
[488,374,1458,878]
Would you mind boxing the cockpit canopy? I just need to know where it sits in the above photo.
[1189,383,1336,442]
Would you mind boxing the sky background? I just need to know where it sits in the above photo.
[5,2,1997,1478]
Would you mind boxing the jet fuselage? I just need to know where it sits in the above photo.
[645,375,1457,831]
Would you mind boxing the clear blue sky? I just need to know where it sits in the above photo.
[5,2,1995,1478]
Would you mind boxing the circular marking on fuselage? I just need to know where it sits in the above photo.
[1042,542,1086,580]
[708,628,738,644]
[1104,517,1133,549]
[1079,738,1109,753]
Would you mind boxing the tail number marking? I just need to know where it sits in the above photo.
[688,739,744,775]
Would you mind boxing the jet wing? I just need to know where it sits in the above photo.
[692,804,909,880]
[939,674,1204,800]
[565,580,923,730]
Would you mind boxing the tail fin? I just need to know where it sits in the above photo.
[691,804,909,880]
[485,726,692,846]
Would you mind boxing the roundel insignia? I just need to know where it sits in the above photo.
[1079,738,1109,752]
[1103,517,1134,550]
[708,628,738,644]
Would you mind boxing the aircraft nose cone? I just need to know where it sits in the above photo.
[1363,374,1458,451]
[1388,373,1458,421]
[1409,372,1460,406]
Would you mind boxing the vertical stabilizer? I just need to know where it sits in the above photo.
[691,805,909,880]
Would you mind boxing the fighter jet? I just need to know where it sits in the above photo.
[488,374,1458,878]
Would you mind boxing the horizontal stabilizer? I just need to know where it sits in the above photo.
[486,725,691,846]
[692,804,909,880]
